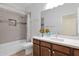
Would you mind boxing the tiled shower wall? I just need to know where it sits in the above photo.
[0,8,26,44]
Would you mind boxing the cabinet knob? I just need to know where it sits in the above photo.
[49,49,51,56]
[53,51,55,54]
[49,49,51,52]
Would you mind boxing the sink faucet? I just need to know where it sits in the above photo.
[56,32,59,38]
[56,33,58,39]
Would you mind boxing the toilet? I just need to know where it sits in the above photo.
[22,42,33,55]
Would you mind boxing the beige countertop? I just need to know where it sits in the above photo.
[33,35,79,49]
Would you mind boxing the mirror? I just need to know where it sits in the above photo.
[41,10,78,36]
[41,3,79,37]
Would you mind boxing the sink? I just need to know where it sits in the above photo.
[50,37,64,42]
[57,37,64,41]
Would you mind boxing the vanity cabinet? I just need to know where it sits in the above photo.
[52,50,67,56]
[40,46,51,56]
[40,41,51,56]
[74,49,79,56]
[52,44,71,56]
[33,39,51,56]
[33,39,40,56]
[33,38,79,56]
[33,44,40,56]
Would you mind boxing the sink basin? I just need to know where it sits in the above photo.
[50,37,64,42]
[57,38,64,42]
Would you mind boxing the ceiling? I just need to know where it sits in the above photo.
[0,3,63,15]
[0,3,47,15]
[0,3,33,15]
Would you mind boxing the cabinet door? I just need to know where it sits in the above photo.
[41,46,51,56]
[52,50,68,56]
[52,44,70,55]
[74,49,79,56]
[33,44,40,56]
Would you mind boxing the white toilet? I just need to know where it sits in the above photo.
[22,42,33,55]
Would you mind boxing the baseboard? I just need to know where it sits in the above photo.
[0,40,23,56]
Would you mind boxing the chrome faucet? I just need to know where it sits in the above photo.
[56,32,60,38]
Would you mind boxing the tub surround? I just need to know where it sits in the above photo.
[33,35,79,56]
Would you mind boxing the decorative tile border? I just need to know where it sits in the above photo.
[0,20,26,25]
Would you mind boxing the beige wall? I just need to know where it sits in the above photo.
[61,14,77,36]
[0,8,26,44]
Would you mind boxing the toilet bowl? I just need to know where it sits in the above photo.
[22,42,33,55]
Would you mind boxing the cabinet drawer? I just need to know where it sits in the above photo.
[74,49,79,56]
[52,44,70,54]
[52,50,68,56]
[40,41,51,48]
[33,39,40,44]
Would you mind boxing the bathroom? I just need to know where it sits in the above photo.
[1,3,79,56]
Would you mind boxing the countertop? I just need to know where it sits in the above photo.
[33,35,79,49]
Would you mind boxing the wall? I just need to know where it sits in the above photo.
[61,14,77,36]
[0,7,26,44]
[42,3,78,34]
[25,3,46,41]
[77,8,79,34]
[0,7,26,55]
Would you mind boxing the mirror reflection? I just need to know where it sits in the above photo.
[41,3,79,37]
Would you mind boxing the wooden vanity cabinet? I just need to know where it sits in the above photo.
[40,41,51,56]
[33,39,51,56]
[52,44,71,56]
[52,50,68,56]
[74,49,79,56]
[33,39,79,56]
[40,46,51,56]
[33,39,40,56]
